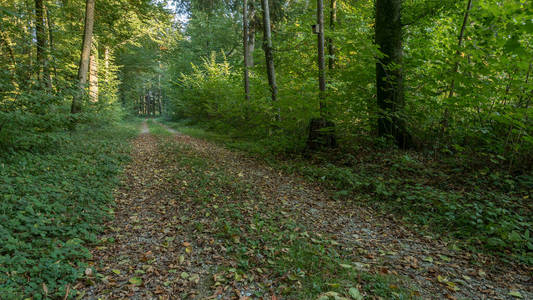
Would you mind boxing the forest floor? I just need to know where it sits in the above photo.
[80,120,531,300]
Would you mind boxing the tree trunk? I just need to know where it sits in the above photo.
[261,0,278,107]
[375,0,412,149]
[317,0,326,110]
[247,2,256,67]
[25,15,34,83]
[243,0,251,102]
[306,0,337,151]
[71,0,95,114]
[104,46,109,69]
[138,94,142,115]
[158,62,162,115]
[89,39,98,102]
[35,0,51,88]
[35,0,44,78]
[45,5,57,81]
[151,90,155,116]
[148,90,152,116]
[327,0,336,70]
[448,0,473,98]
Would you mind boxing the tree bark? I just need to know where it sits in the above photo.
[104,46,110,70]
[243,0,251,101]
[375,0,412,149]
[247,2,256,67]
[327,0,336,70]
[158,60,162,115]
[35,0,51,88]
[89,39,98,102]
[306,0,337,151]
[138,94,142,115]
[317,0,326,111]
[45,5,57,81]
[71,0,95,114]
[261,0,278,107]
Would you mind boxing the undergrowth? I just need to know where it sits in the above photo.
[0,120,138,299]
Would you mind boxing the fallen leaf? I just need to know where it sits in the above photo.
[129,277,142,286]
[339,264,352,269]
[509,291,523,299]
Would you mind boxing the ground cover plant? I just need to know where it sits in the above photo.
[0,121,138,298]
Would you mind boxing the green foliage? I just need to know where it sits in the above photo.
[161,0,533,169]
[404,0,533,166]
[0,122,137,298]
[168,53,279,137]
[286,153,533,264]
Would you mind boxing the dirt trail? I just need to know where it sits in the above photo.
[141,120,150,134]
[81,122,531,299]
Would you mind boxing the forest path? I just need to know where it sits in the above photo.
[81,120,531,300]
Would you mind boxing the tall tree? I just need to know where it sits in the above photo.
[243,0,251,101]
[261,0,278,106]
[71,0,95,114]
[375,0,412,148]
[89,39,98,102]
[246,2,257,68]
[35,0,51,88]
[327,0,336,70]
[317,0,326,108]
[306,0,337,150]
[44,5,57,80]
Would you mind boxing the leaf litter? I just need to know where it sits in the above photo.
[80,121,532,299]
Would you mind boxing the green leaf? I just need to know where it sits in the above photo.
[509,291,523,298]
[348,287,363,300]
[504,36,523,54]
[522,21,533,33]
[339,263,352,269]
[129,277,142,285]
